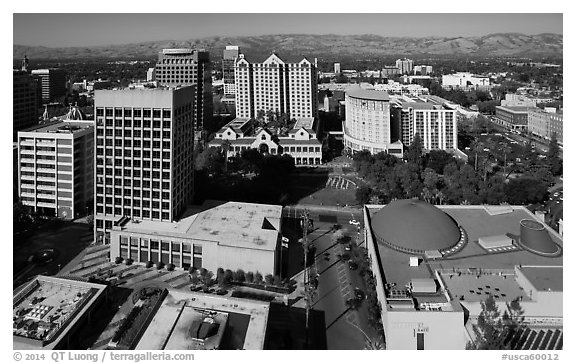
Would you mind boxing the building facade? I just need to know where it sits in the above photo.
[94,86,195,244]
[395,103,457,151]
[494,106,532,131]
[209,117,323,166]
[31,69,66,103]
[154,49,212,130]
[18,119,94,219]
[334,63,341,74]
[395,58,414,75]
[343,89,404,157]
[234,53,318,120]
[442,72,490,90]
[13,70,39,138]
[222,46,240,96]
[528,109,563,144]
[501,93,537,108]
[110,201,282,275]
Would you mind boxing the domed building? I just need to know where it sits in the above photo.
[371,199,463,255]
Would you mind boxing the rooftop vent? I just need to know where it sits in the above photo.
[518,219,561,256]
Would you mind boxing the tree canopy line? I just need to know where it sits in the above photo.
[193,143,301,206]
[353,132,558,207]
[467,294,527,350]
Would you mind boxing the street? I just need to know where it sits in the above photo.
[282,205,378,349]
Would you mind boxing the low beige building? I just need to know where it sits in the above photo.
[110,201,282,275]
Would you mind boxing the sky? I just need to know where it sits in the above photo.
[13,13,563,48]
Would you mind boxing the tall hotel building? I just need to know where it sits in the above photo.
[13,70,39,138]
[393,101,457,151]
[154,49,212,131]
[31,68,66,103]
[234,52,318,119]
[94,86,195,244]
[343,89,403,157]
[222,46,240,96]
[17,118,94,219]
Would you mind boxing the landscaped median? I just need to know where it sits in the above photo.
[107,287,168,350]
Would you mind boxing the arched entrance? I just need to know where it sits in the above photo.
[259,143,269,154]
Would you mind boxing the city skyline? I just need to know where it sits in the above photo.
[13,13,563,48]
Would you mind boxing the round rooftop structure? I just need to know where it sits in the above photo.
[371,199,461,254]
[518,219,562,257]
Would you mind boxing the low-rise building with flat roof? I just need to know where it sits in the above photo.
[494,106,537,131]
[363,200,563,350]
[110,201,282,275]
[136,290,269,350]
[13,276,107,350]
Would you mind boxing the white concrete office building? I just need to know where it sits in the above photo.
[18,120,94,219]
[94,86,195,244]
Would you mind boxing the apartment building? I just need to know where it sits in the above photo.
[17,119,94,219]
[392,101,458,151]
[234,52,318,120]
[395,58,414,75]
[94,86,195,244]
[31,69,66,103]
[154,49,212,130]
[13,70,39,138]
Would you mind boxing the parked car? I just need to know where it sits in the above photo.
[349,219,360,226]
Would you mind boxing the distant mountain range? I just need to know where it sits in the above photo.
[13,33,563,61]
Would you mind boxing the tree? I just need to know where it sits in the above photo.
[245,271,254,283]
[547,133,562,176]
[424,150,456,174]
[235,269,246,282]
[355,185,372,205]
[406,133,424,168]
[254,271,264,285]
[504,177,548,205]
[469,295,526,350]
[470,294,506,349]
[195,147,225,174]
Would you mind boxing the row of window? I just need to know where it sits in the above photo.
[96,108,172,119]
[97,206,170,220]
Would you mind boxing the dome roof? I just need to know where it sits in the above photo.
[371,199,461,254]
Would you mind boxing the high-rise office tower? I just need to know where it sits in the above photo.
[94,86,195,244]
[234,52,318,120]
[13,70,39,138]
[154,49,212,131]
[334,63,341,74]
[222,46,240,96]
[18,118,94,219]
[31,68,66,103]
